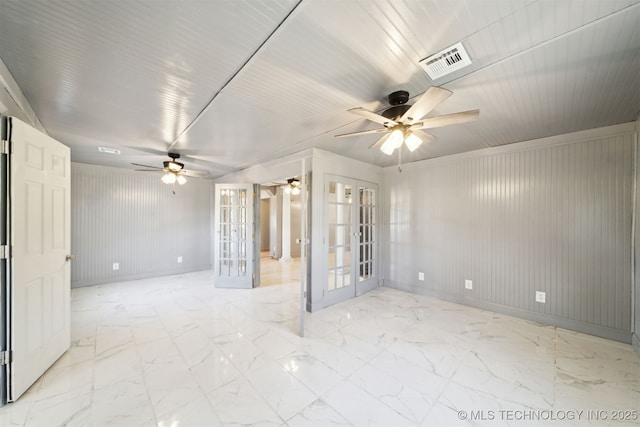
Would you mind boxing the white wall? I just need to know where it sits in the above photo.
[290,193,302,258]
[269,190,282,258]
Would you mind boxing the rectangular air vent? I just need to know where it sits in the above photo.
[98,146,121,155]
[419,42,472,80]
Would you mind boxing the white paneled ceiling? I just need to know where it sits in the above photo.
[0,0,638,177]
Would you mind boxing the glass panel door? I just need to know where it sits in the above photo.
[328,181,352,291]
[356,184,378,295]
[324,176,378,307]
[324,178,355,306]
[214,184,254,288]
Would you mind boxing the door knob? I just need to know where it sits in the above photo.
[66,255,77,261]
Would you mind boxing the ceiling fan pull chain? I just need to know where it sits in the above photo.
[397,148,402,173]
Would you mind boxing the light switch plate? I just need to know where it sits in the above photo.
[418,272,424,281]
[465,279,473,290]
[113,263,119,271]
[177,256,183,263]
[536,291,546,303]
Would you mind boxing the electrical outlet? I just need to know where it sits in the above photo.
[465,279,473,290]
[536,291,546,303]
[112,263,119,271]
[177,256,183,263]
[418,272,424,281]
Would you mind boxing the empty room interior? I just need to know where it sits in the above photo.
[0,1,639,426]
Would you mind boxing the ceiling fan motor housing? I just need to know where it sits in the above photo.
[388,90,409,105]
[383,90,411,121]
[382,104,411,121]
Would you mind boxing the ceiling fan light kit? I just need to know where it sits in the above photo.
[161,173,176,184]
[164,160,184,172]
[160,171,187,185]
[132,152,209,186]
[404,132,423,152]
[336,86,479,165]
[380,129,404,155]
[284,178,301,195]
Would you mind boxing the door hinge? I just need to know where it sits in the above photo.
[1,139,11,155]
[0,245,8,259]
[0,351,12,365]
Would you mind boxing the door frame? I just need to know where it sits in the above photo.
[0,115,9,406]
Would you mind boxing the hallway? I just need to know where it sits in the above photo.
[260,252,301,288]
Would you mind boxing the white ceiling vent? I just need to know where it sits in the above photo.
[419,42,472,80]
[98,147,121,155]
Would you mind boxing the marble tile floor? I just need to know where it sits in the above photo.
[1,270,639,427]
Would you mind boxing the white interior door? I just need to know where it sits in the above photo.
[8,117,71,401]
[214,184,255,288]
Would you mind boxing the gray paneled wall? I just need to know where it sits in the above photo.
[71,163,212,287]
[384,124,635,342]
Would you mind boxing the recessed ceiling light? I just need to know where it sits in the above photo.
[98,147,121,155]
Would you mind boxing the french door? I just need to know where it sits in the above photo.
[324,175,378,307]
[213,184,256,288]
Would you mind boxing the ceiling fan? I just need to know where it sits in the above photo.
[132,153,210,185]
[336,86,479,156]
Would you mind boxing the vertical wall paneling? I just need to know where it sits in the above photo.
[383,123,635,342]
[71,163,212,287]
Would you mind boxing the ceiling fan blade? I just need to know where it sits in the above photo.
[410,130,436,144]
[135,169,163,172]
[131,162,163,170]
[182,171,211,179]
[411,109,480,130]
[183,169,211,177]
[348,107,397,127]
[335,128,389,138]
[399,86,452,123]
[368,133,391,150]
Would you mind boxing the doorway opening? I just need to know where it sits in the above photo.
[258,180,302,288]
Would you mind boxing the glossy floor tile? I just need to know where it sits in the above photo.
[0,269,638,426]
